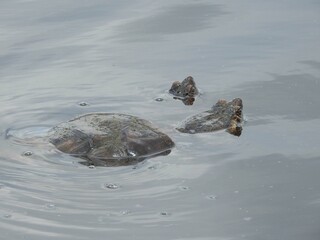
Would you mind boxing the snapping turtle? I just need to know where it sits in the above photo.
[48,113,174,167]
[6,76,243,167]
[47,98,242,167]
[169,76,199,105]
[177,98,243,136]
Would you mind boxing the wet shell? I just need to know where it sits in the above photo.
[49,113,174,166]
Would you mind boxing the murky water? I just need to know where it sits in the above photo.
[1,0,320,239]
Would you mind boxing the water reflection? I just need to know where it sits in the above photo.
[300,60,320,71]
[172,96,195,106]
[114,3,226,41]
[0,0,319,239]
[229,73,320,122]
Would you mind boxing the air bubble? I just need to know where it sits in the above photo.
[46,203,56,210]
[121,210,131,215]
[148,165,157,170]
[160,212,171,216]
[3,214,12,219]
[207,195,217,200]
[104,183,120,190]
[179,186,190,191]
[78,102,89,106]
[155,98,164,102]
[23,151,33,156]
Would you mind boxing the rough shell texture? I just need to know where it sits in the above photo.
[176,98,243,136]
[48,113,175,166]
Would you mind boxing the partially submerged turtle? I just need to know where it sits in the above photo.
[6,77,243,167]
[48,113,174,166]
[177,98,243,136]
[169,76,199,105]
[48,97,242,167]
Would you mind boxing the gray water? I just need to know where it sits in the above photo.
[1,0,320,239]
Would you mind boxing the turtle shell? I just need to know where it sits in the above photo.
[48,113,174,166]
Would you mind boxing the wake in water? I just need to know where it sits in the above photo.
[4,126,51,146]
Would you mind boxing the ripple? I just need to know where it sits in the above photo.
[1,115,222,238]
[5,126,50,146]
[0,0,319,238]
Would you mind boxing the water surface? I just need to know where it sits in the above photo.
[1,0,320,239]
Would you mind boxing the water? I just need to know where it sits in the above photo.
[1,0,320,239]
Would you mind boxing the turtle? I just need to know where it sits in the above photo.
[48,113,175,167]
[176,98,243,136]
[6,78,243,167]
[48,98,242,167]
[169,76,199,105]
